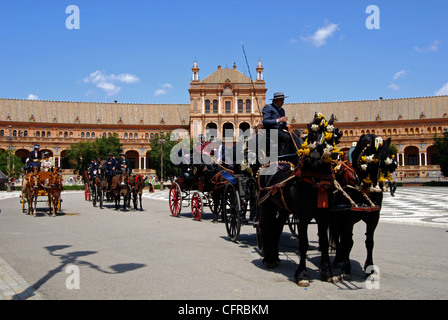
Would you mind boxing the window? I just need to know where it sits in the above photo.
[81,132,85,138]
[408,154,418,165]
[245,99,251,113]
[124,133,128,139]
[213,100,218,113]
[92,132,95,139]
[205,100,210,114]
[238,100,243,113]
[225,101,231,113]
[36,131,40,138]
[0,130,3,137]
[24,130,28,137]
[47,131,51,138]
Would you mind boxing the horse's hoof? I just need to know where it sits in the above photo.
[327,275,339,283]
[339,273,351,281]
[297,279,310,287]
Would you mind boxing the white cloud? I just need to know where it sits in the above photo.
[393,70,408,81]
[154,83,173,97]
[301,23,339,47]
[27,94,39,100]
[83,70,140,96]
[388,83,400,91]
[414,40,440,52]
[435,83,448,96]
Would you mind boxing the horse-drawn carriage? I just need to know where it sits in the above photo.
[84,168,147,211]
[255,112,398,286]
[20,167,63,217]
[168,137,262,241]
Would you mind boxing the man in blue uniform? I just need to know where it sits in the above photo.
[28,144,42,172]
[262,92,292,155]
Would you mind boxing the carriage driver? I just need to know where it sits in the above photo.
[105,152,117,188]
[117,153,132,186]
[28,144,43,173]
[262,92,293,156]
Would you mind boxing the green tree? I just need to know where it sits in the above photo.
[148,132,182,180]
[66,134,123,177]
[0,149,24,178]
[434,131,448,177]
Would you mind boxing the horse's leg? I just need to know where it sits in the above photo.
[260,200,281,268]
[315,210,338,283]
[339,215,356,280]
[295,217,310,287]
[139,192,143,210]
[48,193,53,217]
[364,211,380,276]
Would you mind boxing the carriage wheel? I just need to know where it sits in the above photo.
[288,214,299,238]
[92,185,98,207]
[191,192,203,221]
[85,184,88,200]
[169,182,182,217]
[222,183,242,242]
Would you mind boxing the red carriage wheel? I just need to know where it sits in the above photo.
[191,192,203,221]
[169,182,182,217]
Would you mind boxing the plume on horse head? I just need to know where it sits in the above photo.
[300,113,343,167]
[351,134,397,192]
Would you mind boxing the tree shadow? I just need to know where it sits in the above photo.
[12,244,146,300]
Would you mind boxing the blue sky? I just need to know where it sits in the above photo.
[1,0,447,104]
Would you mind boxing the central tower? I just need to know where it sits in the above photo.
[188,61,267,142]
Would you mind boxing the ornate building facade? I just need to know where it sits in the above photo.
[1,61,447,180]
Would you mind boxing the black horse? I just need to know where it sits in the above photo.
[330,134,397,280]
[257,113,342,286]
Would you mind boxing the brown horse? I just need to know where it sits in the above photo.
[21,171,39,216]
[129,174,147,210]
[110,173,131,210]
[47,167,63,217]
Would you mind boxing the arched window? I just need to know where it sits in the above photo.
[124,133,128,139]
[205,100,210,114]
[81,132,85,139]
[86,132,90,139]
[24,130,28,137]
[225,101,231,113]
[245,99,251,113]
[238,99,243,113]
[36,131,40,138]
[213,100,218,113]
